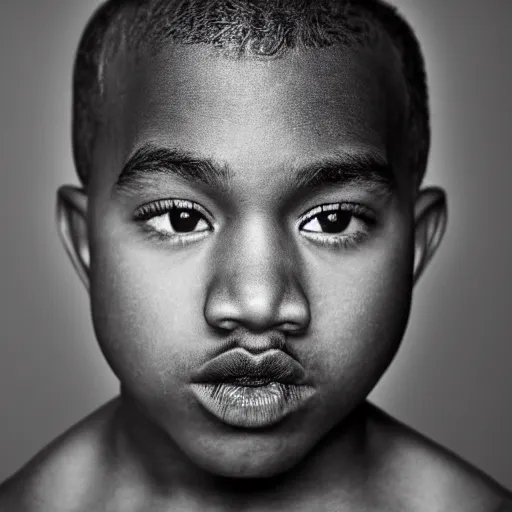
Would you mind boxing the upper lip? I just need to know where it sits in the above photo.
[191,348,307,386]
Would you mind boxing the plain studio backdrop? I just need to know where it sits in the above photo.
[1,0,511,488]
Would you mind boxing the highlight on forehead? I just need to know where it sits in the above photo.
[73,0,430,187]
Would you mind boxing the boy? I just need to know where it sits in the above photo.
[1,0,511,510]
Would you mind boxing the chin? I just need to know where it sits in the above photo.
[185,431,311,479]
[202,454,300,480]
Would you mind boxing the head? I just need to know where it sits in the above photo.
[58,0,447,479]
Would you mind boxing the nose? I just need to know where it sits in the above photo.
[204,217,310,335]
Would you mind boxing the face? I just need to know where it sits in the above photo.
[84,41,418,477]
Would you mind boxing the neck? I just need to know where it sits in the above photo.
[111,391,374,508]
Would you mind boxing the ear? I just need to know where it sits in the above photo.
[56,185,90,290]
[413,186,447,285]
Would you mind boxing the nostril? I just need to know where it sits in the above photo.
[216,319,239,332]
[279,322,308,336]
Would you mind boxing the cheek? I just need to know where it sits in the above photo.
[88,231,208,396]
[305,228,414,396]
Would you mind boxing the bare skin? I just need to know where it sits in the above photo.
[1,43,510,511]
[0,400,509,511]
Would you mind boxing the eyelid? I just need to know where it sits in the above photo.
[296,202,374,229]
[133,198,215,226]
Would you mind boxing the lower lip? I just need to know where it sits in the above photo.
[190,382,315,429]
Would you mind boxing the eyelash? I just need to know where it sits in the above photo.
[297,203,375,249]
[134,199,213,245]
[133,199,375,249]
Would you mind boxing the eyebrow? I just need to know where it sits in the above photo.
[115,143,394,195]
[116,143,232,192]
[291,151,395,195]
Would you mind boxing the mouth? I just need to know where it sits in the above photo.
[190,348,315,429]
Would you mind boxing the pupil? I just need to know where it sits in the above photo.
[169,209,201,232]
[317,211,351,233]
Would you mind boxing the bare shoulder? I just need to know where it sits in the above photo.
[366,403,512,512]
[0,398,120,512]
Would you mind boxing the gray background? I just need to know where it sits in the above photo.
[1,0,511,488]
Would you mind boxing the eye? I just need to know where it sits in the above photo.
[298,203,374,248]
[301,208,352,234]
[134,199,213,242]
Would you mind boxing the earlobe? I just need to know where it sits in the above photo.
[56,185,90,290]
[413,187,448,285]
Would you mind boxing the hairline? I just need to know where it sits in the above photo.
[73,1,429,188]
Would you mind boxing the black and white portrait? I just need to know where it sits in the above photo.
[1,1,511,510]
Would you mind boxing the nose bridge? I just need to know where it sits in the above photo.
[233,215,287,289]
[204,215,310,333]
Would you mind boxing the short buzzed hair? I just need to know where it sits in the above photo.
[73,0,430,186]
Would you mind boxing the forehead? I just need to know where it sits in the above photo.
[98,41,408,188]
